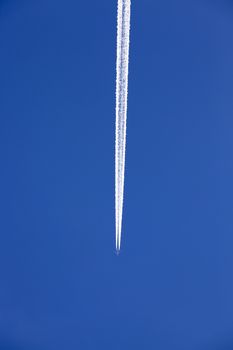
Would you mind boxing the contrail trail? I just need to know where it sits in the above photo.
[115,0,131,253]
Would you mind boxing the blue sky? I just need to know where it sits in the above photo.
[0,0,233,349]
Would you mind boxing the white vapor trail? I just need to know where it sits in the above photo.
[115,0,131,252]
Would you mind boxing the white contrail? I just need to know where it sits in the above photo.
[115,0,131,253]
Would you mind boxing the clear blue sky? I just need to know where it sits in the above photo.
[0,0,233,349]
